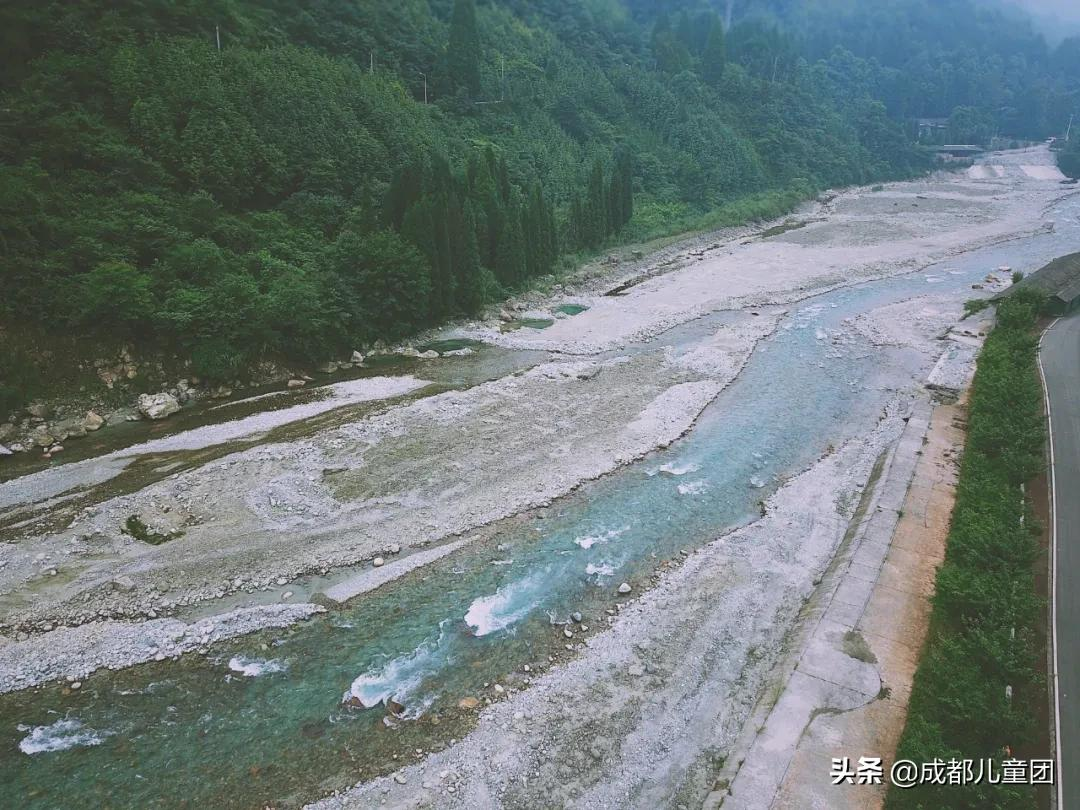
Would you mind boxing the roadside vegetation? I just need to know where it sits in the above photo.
[889,289,1048,809]
[1058,137,1080,178]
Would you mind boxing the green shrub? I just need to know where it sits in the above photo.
[122,515,179,545]
[0,346,41,417]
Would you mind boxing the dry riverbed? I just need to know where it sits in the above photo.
[0,146,1073,808]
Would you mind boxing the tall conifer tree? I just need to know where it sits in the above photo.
[448,0,481,96]
[702,19,727,87]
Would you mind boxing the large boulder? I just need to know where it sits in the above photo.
[137,392,180,421]
[29,425,54,447]
[82,411,105,432]
[53,418,86,440]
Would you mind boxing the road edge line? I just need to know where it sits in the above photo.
[1037,317,1062,810]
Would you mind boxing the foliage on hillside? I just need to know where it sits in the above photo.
[635,0,1080,142]
[888,290,1048,810]
[4,0,1031,389]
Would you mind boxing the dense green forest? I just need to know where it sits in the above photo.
[1,0,1077,389]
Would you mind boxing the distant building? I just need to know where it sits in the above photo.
[916,118,948,141]
[1000,252,1080,315]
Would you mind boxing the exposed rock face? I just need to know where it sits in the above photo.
[137,393,180,421]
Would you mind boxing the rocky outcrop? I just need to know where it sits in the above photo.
[94,348,139,389]
[137,392,180,421]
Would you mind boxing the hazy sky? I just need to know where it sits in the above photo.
[994,0,1080,43]
[1015,0,1080,17]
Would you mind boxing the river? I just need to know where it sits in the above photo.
[3,193,1079,809]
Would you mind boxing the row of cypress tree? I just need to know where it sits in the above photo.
[568,150,635,251]
[384,147,562,318]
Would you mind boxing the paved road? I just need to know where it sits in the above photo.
[1042,313,1080,809]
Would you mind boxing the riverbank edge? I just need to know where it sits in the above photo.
[704,388,938,809]
[886,291,1048,808]
[0,184,825,458]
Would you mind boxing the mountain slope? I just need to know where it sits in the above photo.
[4,0,1057,408]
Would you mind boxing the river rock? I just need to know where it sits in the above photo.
[373,557,385,567]
[457,696,480,710]
[54,418,86,439]
[0,444,11,456]
[351,350,365,364]
[443,348,474,357]
[29,425,54,447]
[137,392,180,420]
[618,582,632,594]
[317,361,339,374]
[287,379,306,389]
[111,575,136,592]
[418,350,439,359]
[26,401,51,419]
[82,411,105,432]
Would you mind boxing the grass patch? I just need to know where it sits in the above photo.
[122,515,181,546]
[887,289,1048,809]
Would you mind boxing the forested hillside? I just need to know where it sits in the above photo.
[1,0,1075,398]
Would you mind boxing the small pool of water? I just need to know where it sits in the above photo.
[553,304,589,316]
